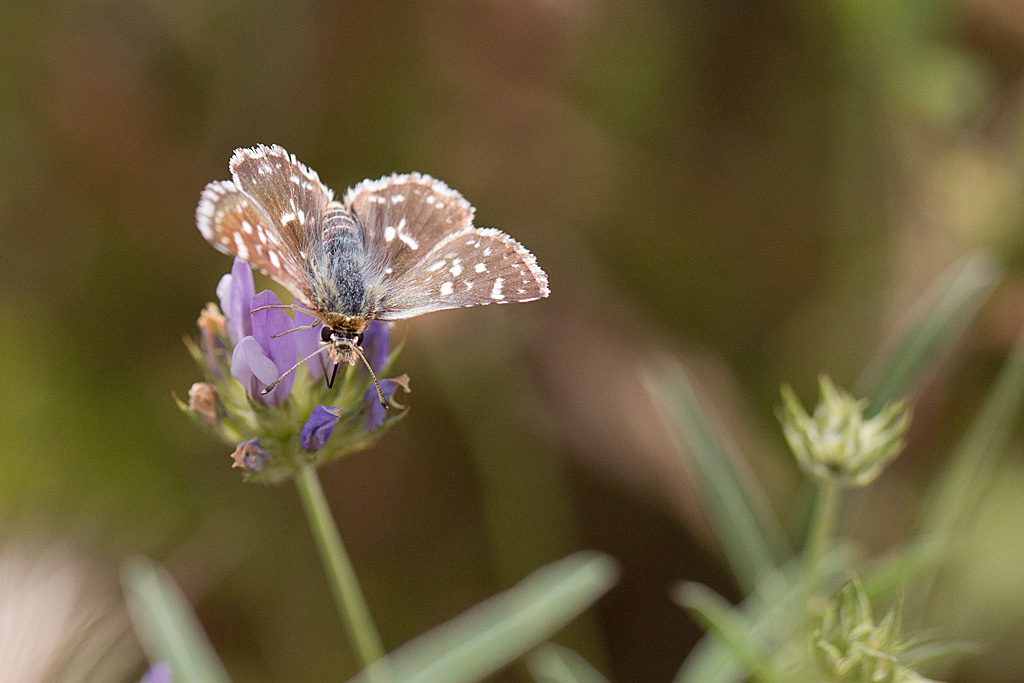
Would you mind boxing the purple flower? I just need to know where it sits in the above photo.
[230,289,298,406]
[216,258,255,345]
[361,321,396,428]
[140,662,172,683]
[293,306,327,379]
[300,405,342,452]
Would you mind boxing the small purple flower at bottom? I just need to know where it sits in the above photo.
[301,405,343,452]
[230,439,271,474]
[216,258,255,345]
[140,662,172,683]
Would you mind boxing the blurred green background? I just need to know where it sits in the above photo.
[3,0,1024,681]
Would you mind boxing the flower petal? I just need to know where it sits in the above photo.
[250,290,298,401]
[140,662,172,683]
[362,320,392,372]
[216,258,254,344]
[300,405,342,452]
[231,336,279,404]
[293,306,327,379]
[361,321,395,428]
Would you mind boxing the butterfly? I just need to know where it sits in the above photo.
[196,144,549,399]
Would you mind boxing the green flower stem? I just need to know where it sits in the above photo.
[294,465,385,669]
[803,479,842,602]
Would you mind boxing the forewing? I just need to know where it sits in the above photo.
[344,173,474,278]
[373,228,549,320]
[229,144,333,253]
[196,180,315,307]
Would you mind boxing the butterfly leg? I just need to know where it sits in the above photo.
[250,303,297,313]
[271,322,321,339]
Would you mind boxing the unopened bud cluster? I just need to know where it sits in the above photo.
[812,578,935,683]
[779,376,910,487]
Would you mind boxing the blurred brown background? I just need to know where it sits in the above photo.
[3,0,1024,681]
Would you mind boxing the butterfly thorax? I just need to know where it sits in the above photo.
[317,312,368,335]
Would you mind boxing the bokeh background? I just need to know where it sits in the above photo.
[3,0,1024,681]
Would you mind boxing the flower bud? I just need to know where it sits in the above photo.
[301,406,343,452]
[230,439,271,474]
[779,376,910,487]
[187,382,220,427]
[811,578,935,683]
[196,303,230,375]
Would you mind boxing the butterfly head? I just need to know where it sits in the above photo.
[320,318,367,366]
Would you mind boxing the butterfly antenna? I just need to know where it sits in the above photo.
[326,362,339,389]
[260,345,330,395]
[353,345,388,409]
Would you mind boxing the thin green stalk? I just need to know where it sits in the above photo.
[294,465,385,669]
[803,479,842,602]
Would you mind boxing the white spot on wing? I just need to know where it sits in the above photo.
[384,226,397,242]
[440,282,454,295]
[450,263,463,276]
[491,278,504,300]
[242,221,254,234]
[398,233,419,249]
[233,232,249,260]
[428,261,445,272]
[475,263,486,273]
[270,251,281,268]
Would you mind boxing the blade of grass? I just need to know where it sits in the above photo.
[645,358,787,592]
[121,557,231,683]
[347,552,618,683]
[856,251,1003,415]
[918,327,1024,544]
[675,583,787,683]
[527,643,612,683]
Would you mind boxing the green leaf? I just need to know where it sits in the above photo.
[918,326,1024,544]
[527,643,612,683]
[644,359,786,592]
[347,552,618,683]
[857,251,1003,416]
[675,583,787,683]
[121,557,231,683]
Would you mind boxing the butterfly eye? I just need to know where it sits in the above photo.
[321,326,333,342]
[356,332,365,347]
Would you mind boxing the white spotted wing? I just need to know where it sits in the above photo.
[196,144,334,308]
[345,174,549,320]
[198,148,549,324]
